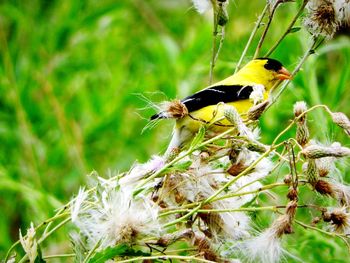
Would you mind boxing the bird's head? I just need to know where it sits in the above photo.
[237,58,292,90]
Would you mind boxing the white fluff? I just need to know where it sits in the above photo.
[70,187,88,223]
[74,184,160,249]
[192,0,212,14]
[242,228,283,263]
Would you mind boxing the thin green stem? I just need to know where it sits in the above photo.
[265,0,309,57]
[43,253,75,259]
[269,37,318,108]
[117,255,216,263]
[295,219,350,252]
[38,217,71,244]
[209,1,219,84]
[210,26,225,84]
[164,204,201,227]
[235,4,269,73]
[212,182,286,202]
[253,1,282,59]
[82,239,101,263]
[160,206,279,218]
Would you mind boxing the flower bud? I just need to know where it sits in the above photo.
[306,159,318,185]
[302,144,350,159]
[331,112,350,136]
[294,101,309,146]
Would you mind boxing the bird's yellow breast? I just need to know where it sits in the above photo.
[176,94,266,133]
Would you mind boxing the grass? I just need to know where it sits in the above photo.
[0,0,350,261]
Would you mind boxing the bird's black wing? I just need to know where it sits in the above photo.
[181,85,253,113]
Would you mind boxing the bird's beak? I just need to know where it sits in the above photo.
[277,67,292,80]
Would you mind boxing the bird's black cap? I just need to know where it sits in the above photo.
[257,57,283,71]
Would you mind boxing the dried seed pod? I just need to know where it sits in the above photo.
[287,188,298,201]
[227,162,246,176]
[314,180,334,195]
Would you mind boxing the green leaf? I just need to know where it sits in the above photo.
[288,27,301,33]
[88,244,150,263]
[189,126,206,150]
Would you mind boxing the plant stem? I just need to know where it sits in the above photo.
[212,182,286,202]
[295,219,350,252]
[235,4,269,73]
[209,1,219,84]
[160,206,280,217]
[43,253,75,259]
[210,26,225,84]
[270,37,318,106]
[253,1,281,59]
[82,239,101,263]
[117,254,216,263]
[265,0,309,57]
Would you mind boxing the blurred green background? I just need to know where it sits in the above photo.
[1,0,350,261]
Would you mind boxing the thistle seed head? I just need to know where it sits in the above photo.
[314,179,334,195]
[304,0,339,38]
[162,99,188,119]
[19,223,38,263]
[302,143,350,159]
[331,112,350,136]
[248,100,269,121]
[293,101,308,120]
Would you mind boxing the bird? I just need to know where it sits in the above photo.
[150,58,292,156]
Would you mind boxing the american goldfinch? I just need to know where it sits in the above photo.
[151,58,291,155]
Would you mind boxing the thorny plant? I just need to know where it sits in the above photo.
[5,0,350,262]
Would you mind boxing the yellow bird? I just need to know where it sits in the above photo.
[151,58,292,155]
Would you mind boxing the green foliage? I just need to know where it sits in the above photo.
[1,0,350,262]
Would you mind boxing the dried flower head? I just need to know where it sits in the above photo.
[74,184,160,249]
[294,101,309,146]
[315,157,336,177]
[304,0,339,38]
[249,84,265,105]
[161,99,189,119]
[331,181,350,206]
[193,233,219,261]
[314,179,334,195]
[334,0,350,26]
[247,100,269,121]
[293,101,308,119]
[224,105,255,140]
[331,112,350,136]
[324,208,350,234]
[19,223,37,263]
[302,143,350,159]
